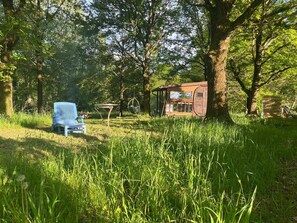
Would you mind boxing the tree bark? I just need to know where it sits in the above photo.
[247,89,259,114]
[0,47,15,117]
[36,0,43,114]
[0,79,13,116]
[119,66,124,117]
[246,25,263,115]
[143,65,151,115]
[0,0,26,116]
[199,0,264,122]
[142,45,151,115]
[205,8,233,122]
[246,76,261,115]
[206,37,232,122]
[37,55,43,114]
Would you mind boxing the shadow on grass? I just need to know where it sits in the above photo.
[22,123,108,143]
[0,129,111,161]
[0,136,110,222]
[110,118,148,131]
[1,116,297,222]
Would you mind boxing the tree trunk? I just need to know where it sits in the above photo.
[37,53,43,114]
[0,79,13,117]
[143,47,151,115]
[202,0,264,122]
[119,68,124,117]
[247,89,259,114]
[36,0,43,114]
[143,66,150,115]
[206,33,233,122]
[204,4,234,122]
[246,28,263,115]
[0,49,14,117]
[0,0,26,116]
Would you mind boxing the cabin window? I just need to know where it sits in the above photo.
[170,91,192,100]
[167,91,193,113]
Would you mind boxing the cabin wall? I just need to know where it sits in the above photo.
[164,84,207,117]
[193,86,208,116]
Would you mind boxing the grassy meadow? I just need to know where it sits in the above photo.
[0,113,296,222]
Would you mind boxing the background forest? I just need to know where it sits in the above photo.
[1,1,297,222]
[0,0,297,116]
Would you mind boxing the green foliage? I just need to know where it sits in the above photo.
[1,0,296,117]
[88,0,185,112]
[228,0,297,111]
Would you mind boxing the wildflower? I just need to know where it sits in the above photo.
[17,175,26,182]
[23,182,29,190]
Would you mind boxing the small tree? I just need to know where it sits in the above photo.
[229,1,297,114]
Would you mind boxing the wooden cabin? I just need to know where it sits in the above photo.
[153,82,208,117]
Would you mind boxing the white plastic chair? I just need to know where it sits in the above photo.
[52,102,86,137]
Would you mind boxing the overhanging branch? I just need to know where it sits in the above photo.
[259,67,292,87]
[229,59,250,94]
[261,42,290,65]
[230,0,264,31]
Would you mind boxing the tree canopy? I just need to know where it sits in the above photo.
[0,0,296,118]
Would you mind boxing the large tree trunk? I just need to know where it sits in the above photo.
[204,3,234,122]
[206,24,233,122]
[0,0,26,116]
[0,79,13,116]
[200,0,263,122]
[0,49,14,117]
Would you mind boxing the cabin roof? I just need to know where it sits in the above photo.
[152,81,207,92]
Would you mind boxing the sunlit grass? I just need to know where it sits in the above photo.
[0,113,51,129]
[0,113,296,222]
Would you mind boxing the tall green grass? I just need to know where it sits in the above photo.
[0,116,296,222]
[0,113,51,129]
